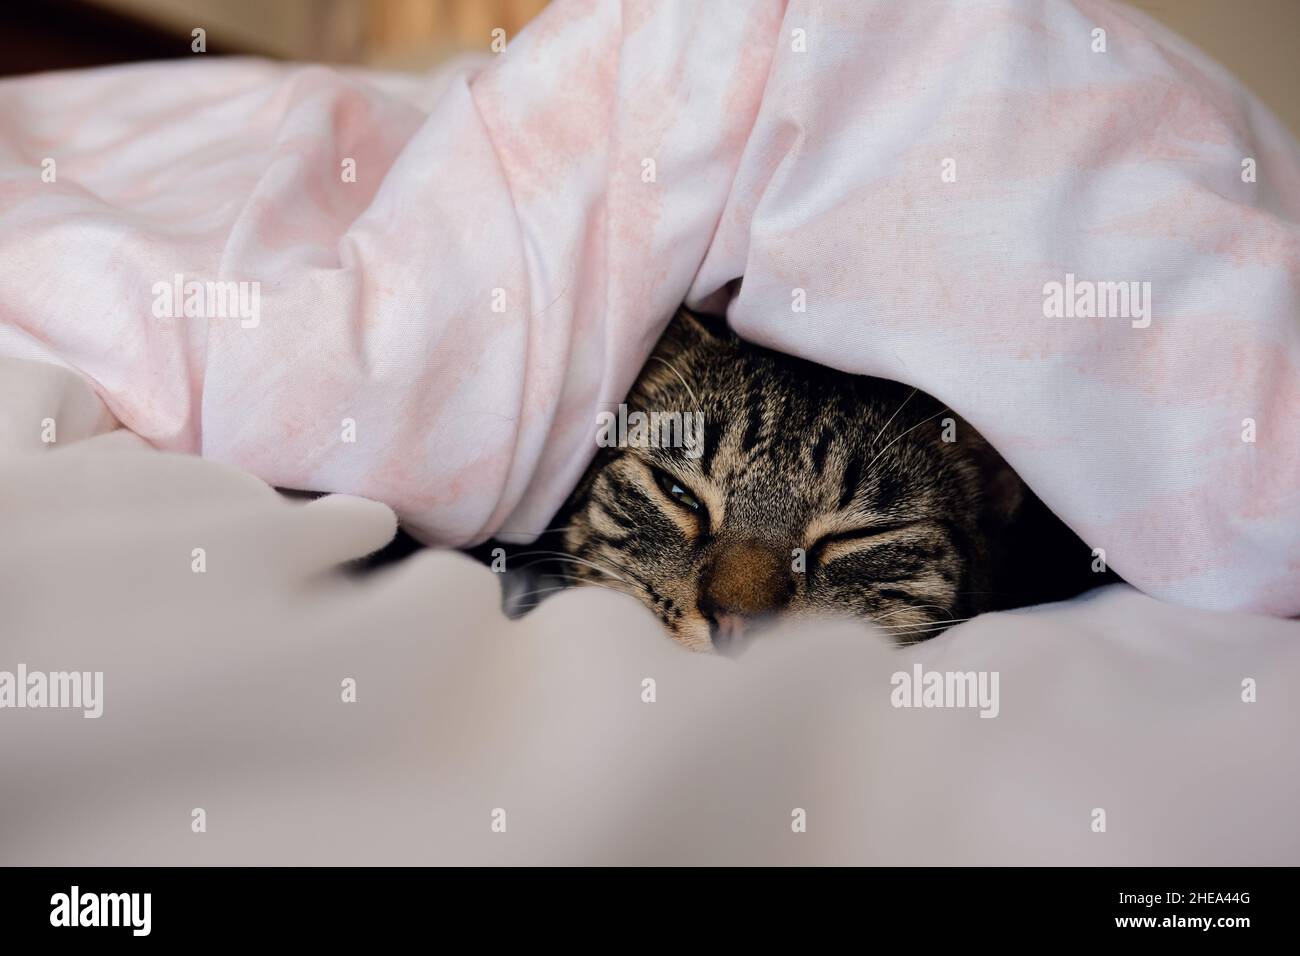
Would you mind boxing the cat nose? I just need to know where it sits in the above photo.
[699,540,793,653]
[704,611,749,657]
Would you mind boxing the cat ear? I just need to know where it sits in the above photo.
[959,424,1024,525]
[983,453,1025,525]
[467,539,575,619]
[499,559,572,619]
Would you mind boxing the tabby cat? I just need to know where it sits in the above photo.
[491,309,1106,653]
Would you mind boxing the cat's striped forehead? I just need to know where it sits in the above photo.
[628,311,975,529]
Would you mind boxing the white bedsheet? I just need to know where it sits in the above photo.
[2,357,1296,865]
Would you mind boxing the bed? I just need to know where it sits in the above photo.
[1,0,1298,864]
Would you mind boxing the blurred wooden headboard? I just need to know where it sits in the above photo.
[85,0,549,64]
[4,0,1296,140]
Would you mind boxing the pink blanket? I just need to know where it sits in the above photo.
[1,0,1297,615]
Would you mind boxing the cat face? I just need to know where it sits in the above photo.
[559,310,1022,653]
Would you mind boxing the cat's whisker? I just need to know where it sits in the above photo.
[507,585,575,602]
[504,550,632,586]
[869,387,918,449]
[876,631,949,643]
[872,613,973,628]
[505,564,584,584]
[555,576,642,606]
[584,545,649,585]
[886,635,953,646]
[491,523,583,537]
[873,617,979,638]
[862,407,952,475]
[508,556,585,575]
[876,614,978,629]
[868,604,953,624]
[541,559,629,585]
[647,355,703,411]
[510,575,636,599]
[508,573,639,605]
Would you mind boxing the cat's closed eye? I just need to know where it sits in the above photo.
[809,521,926,563]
